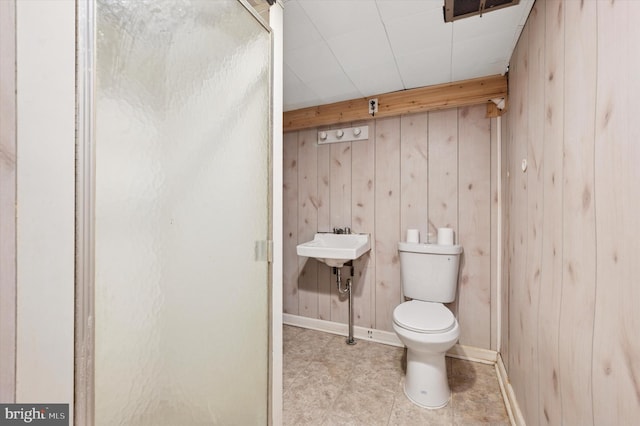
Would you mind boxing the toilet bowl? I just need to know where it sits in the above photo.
[393,241,462,409]
[393,300,460,409]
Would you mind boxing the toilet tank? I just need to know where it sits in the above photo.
[398,242,463,303]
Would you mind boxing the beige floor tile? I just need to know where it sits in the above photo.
[388,380,454,425]
[327,382,396,426]
[283,325,510,426]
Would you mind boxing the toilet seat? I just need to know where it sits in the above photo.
[393,300,456,334]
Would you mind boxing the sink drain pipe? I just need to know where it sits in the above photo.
[334,262,355,345]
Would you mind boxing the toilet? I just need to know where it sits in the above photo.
[392,241,463,409]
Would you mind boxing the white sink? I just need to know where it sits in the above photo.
[297,233,371,268]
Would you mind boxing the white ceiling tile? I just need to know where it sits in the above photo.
[317,91,365,106]
[326,22,395,72]
[384,7,451,57]
[376,0,442,22]
[297,0,381,40]
[453,31,516,65]
[518,0,535,25]
[345,58,404,96]
[282,0,534,110]
[283,64,321,110]
[304,72,363,105]
[396,45,452,89]
[284,40,343,82]
[283,0,324,52]
[452,61,505,82]
[451,31,514,81]
[452,2,529,42]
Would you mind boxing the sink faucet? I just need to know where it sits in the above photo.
[333,227,351,234]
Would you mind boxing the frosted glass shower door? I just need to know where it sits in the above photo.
[91,1,271,424]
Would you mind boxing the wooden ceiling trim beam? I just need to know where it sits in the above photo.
[283,74,508,132]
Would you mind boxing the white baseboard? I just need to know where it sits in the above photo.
[447,344,497,365]
[282,314,498,364]
[496,354,525,426]
[283,313,404,347]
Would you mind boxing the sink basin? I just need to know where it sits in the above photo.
[297,233,371,268]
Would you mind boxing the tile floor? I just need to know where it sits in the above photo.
[283,325,510,425]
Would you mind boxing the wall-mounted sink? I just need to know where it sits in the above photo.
[296,233,371,268]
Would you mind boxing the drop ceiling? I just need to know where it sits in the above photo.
[282,0,534,112]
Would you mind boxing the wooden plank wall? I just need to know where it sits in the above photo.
[503,0,640,424]
[538,0,564,423]
[593,2,640,423]
[0,0,17,402]
[283,104,498,349]
[505,15,530,419]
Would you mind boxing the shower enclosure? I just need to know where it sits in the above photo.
[76,0,272,424]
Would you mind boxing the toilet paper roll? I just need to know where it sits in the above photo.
[406,229,420,243]
[437,227,454,245]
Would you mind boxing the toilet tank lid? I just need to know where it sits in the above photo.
[398,242,462,255]
[393,300,456,333]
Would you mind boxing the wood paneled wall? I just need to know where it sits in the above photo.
[0,0,17,402]
[284,105,499,349]
[503,0,640,424]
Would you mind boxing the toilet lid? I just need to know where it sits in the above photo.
[393,300,456,334]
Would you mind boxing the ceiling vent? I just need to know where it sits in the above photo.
[443,0,520,22]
